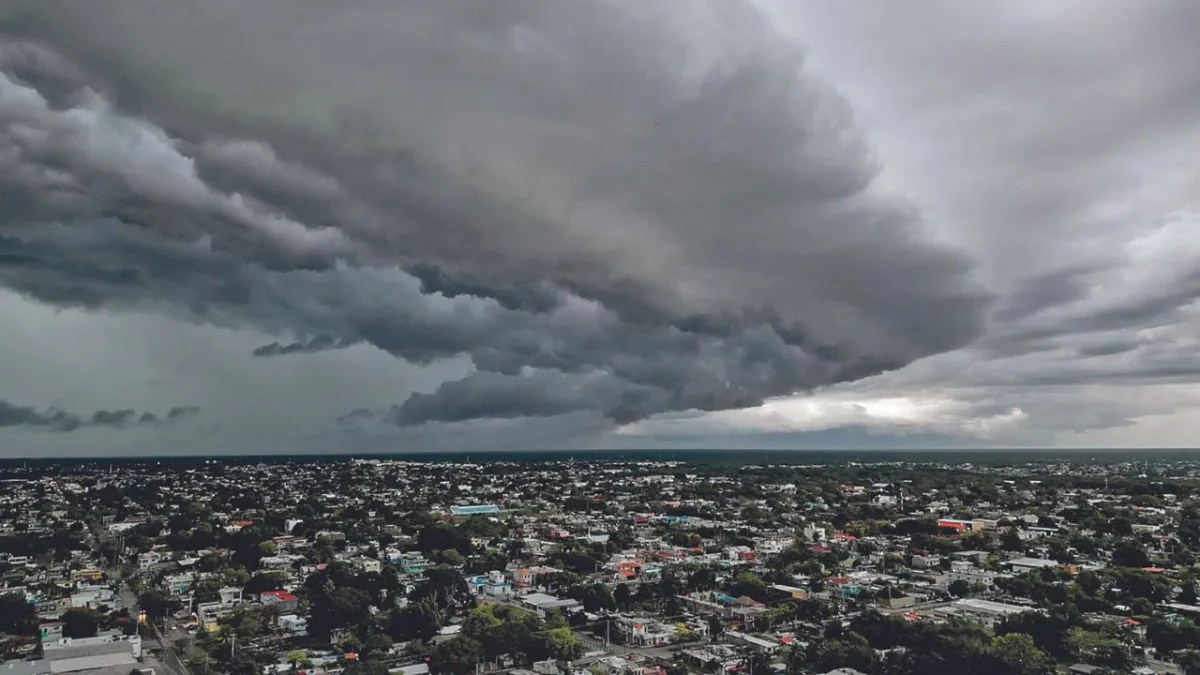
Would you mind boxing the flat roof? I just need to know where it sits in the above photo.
[49,653,137,674]
[521,593,560,606]
[450,505,500,514]
[1005,558,1059,568]
[952,599,1032,616]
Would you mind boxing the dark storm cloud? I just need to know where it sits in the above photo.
[0,1,990,428]
[166,406,201,420]
[253,335,354,358]
[0,399,199,432]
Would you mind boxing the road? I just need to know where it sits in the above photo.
[107,566,190,675]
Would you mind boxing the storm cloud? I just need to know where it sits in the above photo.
[0,1,987,429]
[0,399,198,432]
[2,1,1198,451]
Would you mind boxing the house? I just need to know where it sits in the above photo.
[468,571,513,598]
[69,570,103,583]
[38,622,63,643]
[931,599,1036,627]
[278,614,308,635]
[1005,557,1059,572]
[519,593,582,617]
[197,602,232,632]
[724,630,779,655]
[138,552,166,570]
[162,573,195,597]
[218,586,243,606]
[355,557,382,574]
[450,504,500,516]
[616,617,673,647]
[69,587,115,609]
[393,552,431,575]
[937,519,992,533]
[911,554,941,569]
[260,590,300,613]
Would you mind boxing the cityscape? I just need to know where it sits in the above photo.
[4,455,1200,675]
[3,2,1200,675]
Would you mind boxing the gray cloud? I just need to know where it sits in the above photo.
[253,335,354,358]
[5,1,1196,449]
[166,406,201,420]
[0,399,198,432]
[0,1,989,429]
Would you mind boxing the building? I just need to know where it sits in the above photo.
[450,505,500,516]
[932,599,1037,627]
[39,631,143,675]
[724,630,779,655]
[679,592,765,623]
[392,552,431,575]
[937,519,993,533]
[519,593,582,617]
[468,571,512,599]
[218,587,243,606]
[260,590,299,614]
[197,602,232,632]
[278,614,308,635]
[1004,558,1060,572]
[162,574,195,597]
[616,617,673,647]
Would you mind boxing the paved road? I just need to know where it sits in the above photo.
[107,568,190,675]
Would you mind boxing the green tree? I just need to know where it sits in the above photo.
[1179,650,1200,675]
[728,572,767,602]
[989,633,1055,675]
[343,661,389,675]
[1112,542,1150,568]
[137,590,179,621]
[363,634,394,659]
[544,609,567,630]
[545,627,583,662]
[309,586,372,637]
[576,584,616,613]
[417,524,472,556]
[1001,528,1024,552]
[613,584,632,610]
[192,578,224,607]
[462,605,505,660]
[430,636,484,675]
[287,650,313,670]
[0,593,37,635]
[61,608,99,638]
[808,632,877,673]
[387,601,441,642]
[412,565,469,610]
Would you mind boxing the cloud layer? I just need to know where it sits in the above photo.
[0,1,986,432]
[0,399,198,432]
[1,1,1198,451]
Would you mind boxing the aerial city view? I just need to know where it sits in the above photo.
[2,1,1200,675]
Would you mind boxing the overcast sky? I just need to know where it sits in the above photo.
[1,1,1198,456]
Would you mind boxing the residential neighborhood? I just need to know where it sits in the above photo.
[3,455,1200,675]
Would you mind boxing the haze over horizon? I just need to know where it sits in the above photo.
[2,1,1199,456]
